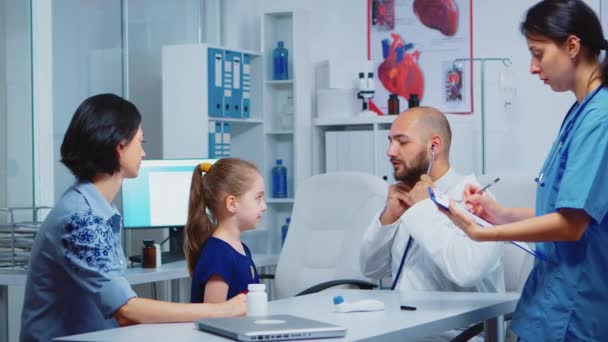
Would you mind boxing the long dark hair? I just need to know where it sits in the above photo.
[183,158,259,275]
[521,0,608,86]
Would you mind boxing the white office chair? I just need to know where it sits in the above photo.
[452,173,536,342]
[270,171,388,299]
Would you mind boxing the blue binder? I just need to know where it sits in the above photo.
[224,50,243,118]
[222,122,231,156]
[242,53,252,118]
[208,121,222,158]
[208,48,224,118]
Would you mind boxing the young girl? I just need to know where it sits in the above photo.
[184,158,266,303]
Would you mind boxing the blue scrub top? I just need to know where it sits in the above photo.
[190,237,259,303]
[20,182,136,341]
[511,87,608,341]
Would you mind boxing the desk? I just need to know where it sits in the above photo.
[56,289,519,342]
[0,254,278,342]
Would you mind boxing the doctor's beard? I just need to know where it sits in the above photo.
[393,148,430,188]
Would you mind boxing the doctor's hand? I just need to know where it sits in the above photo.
[379,182,413,226]
[440,200,485,242]
[463,183,506,225]
[408,174,433,204]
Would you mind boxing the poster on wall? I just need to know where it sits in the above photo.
[368,0,473,114]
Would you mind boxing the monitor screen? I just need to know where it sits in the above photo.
[121,158,217,228]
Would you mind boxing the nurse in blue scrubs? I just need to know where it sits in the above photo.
[441,1,608,340]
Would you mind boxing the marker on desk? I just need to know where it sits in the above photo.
[333,296,384,313]
[477,177,500,195]
[400,305,417,311]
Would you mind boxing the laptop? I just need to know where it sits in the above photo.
[196,314,346,341]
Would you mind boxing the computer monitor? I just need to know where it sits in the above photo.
[121,158,218,229]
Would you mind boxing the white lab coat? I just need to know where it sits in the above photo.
[359,168,505,341]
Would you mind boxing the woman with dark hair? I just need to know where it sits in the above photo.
[442,1,608,340]
[20,94,245,341]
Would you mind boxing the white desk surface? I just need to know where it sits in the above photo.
[55,289,520,342]
[0,253,278,286]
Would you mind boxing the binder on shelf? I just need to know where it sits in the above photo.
[208,48,224,118]
[208,121,231,158]
[208,121,221,158]
[222,122,231,156]
[242,53,252,118]
[224,50,243,118]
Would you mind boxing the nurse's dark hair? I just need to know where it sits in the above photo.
[184,158,259,276]
[521,0,608,86]
[60,93,142,182]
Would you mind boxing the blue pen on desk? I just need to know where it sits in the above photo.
[477,177,500,195]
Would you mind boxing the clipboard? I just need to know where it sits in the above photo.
[428,187,493,227]
[428,187,549,262]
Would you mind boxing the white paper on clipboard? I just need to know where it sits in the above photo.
[428,187,538,258]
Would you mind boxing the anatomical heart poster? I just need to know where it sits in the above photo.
[369,0,473,114]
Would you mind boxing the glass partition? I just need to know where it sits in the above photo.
[0,0,34,267]
[51,0,124,199]
[124,0,204,159]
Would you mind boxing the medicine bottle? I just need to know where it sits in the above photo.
[142,240,156,268]
[408,94,420,108]
[247,283,268,316]
[388,94,400,115]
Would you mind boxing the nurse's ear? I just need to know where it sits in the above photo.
[566,35,581,62]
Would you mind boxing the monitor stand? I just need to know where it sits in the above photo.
[128,227,185,264]
[165,226,185,262]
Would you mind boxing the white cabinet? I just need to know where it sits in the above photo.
[162,44,264,161]
[161,10,310,255]
[313,115,479,182]
[313,116,397,182]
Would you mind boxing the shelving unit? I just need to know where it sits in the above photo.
[161,10,310,255]
[259,10,311,254]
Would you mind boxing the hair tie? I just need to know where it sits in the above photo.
[199,163,213,173]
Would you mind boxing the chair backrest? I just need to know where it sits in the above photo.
[478,173,536,292]
[273,172,388,299]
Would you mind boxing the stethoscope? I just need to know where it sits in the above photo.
[535,85,604,186]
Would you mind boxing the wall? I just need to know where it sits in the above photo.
[223,0,599,178]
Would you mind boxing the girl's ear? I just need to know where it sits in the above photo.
[225,195,238,214]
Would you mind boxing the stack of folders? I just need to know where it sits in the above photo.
[209,121,231,158]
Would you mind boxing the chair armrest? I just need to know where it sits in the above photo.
[258,273,275,279]
[295,279,378,296]
[450,313,513,342]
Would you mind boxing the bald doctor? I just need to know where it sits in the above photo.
[359,107,504,340]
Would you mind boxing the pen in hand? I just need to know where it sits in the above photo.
[477,177,500,195]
